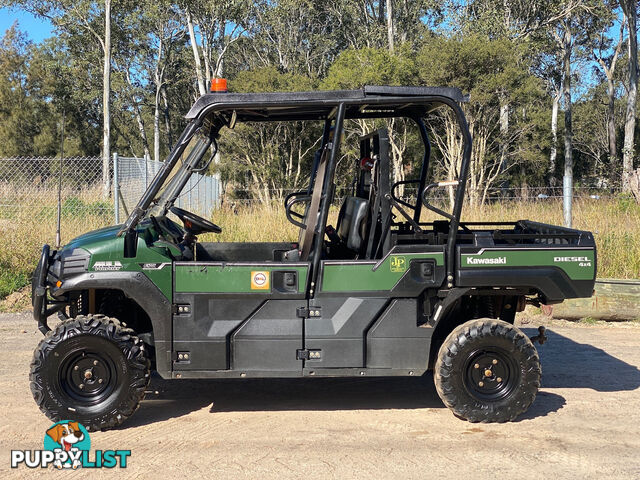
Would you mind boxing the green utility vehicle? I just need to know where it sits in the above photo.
[31,85,596,430]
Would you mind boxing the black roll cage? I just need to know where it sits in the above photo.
[120,86,472,284]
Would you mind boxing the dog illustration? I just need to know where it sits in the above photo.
[46,422,85,469]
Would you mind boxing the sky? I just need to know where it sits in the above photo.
[0,7,53,43]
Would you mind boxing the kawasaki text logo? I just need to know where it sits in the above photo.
[465,256,507,265]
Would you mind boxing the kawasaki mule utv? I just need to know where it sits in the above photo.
[31,85,596,430]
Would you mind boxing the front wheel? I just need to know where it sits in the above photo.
[434,319,541,423]
[30,315,150,431]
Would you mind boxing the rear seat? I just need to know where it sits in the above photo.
[337,197,369,251]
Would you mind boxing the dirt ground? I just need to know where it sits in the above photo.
[1,312,639,479]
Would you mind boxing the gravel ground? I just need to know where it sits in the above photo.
[1,312,639,479]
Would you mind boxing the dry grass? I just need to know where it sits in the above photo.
[1,196,638,309]
[457,197,640,279]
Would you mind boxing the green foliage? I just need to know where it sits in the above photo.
[580,316,599,325]
[0,260,28,299]
[0,0,635,197]
[616,193,640,214]
[322,46,417,89]
[231,66,316,93]
[61,197,112,217]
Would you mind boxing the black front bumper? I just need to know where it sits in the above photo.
[32,245,50,334]
[32,244,66,334]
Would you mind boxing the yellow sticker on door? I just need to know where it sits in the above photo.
[390,255,407,273]
[251,271,270,290]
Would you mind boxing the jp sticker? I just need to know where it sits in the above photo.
[390,256,407,273]
[251,271,270,290]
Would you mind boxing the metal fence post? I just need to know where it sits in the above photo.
[144,153,149,187]
[113,152,120,224]
[204,176,209,216]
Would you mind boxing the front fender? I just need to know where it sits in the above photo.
[56,271,172,377]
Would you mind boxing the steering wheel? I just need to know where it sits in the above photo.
[169,206,222,235]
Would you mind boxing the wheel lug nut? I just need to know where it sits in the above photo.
[474,363,480,369]
[492,359,498,365]
[93,360,98,366]
[98,379,103,384]
[79,384,84,389]
[478,381,484,387]
[74,366,79,371]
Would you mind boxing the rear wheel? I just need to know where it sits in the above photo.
[434,319,541,423]
[30,315,150,431]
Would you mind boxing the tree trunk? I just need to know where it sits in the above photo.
[154,87,161,163]
[215,21,226,77]
[186,9,206,96]
[102,0,112,198]
[153,37,163,163]
[599,19,624,176]
[386,0,394,52]
[125,70,150,160]
[562,22,573,227]
[161,85,172,150]
[622,1,637,192]
[549,87,561,187]
[499,96,509,174]
[133,100,151,160]
[606,75,617,169]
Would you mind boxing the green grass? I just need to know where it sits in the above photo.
[0,261,28,299]
[580,316,599,325]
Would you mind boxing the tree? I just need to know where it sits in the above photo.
[4,0,116,196]
[417,36,547,206]
[217,67,321,203]
[323,46,419,196]
[586,6,625,171]
[182,0,249,99]
[0,24,40,157]
[620,0,637,193]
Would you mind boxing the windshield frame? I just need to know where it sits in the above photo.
[117,118,216,235]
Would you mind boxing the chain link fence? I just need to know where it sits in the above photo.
[0,155,626,235]
[0,155,221,243]
[224,185,623,207]
[0,157,111,240]
[113,154,221,223]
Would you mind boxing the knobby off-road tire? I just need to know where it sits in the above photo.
[30,315,150,431]
[434,319,541,423]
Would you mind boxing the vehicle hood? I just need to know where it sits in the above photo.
[62,224,123,252]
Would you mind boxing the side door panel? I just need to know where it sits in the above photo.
[173,261,309,372]
[305,247,445,370]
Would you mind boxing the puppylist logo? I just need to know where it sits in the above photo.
[11,420,131,469]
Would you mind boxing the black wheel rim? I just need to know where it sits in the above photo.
[464,348,520,401]
[58,349,118,405]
